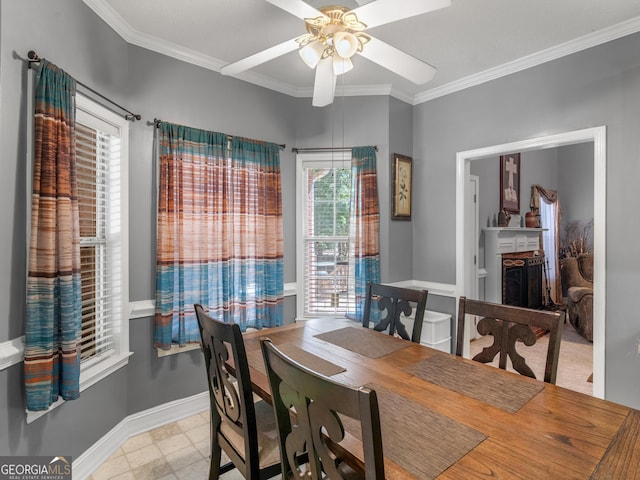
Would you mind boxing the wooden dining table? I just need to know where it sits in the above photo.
[240,317,640,479]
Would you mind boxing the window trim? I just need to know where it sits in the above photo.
[26,93,131,423]
[296,152,352,320]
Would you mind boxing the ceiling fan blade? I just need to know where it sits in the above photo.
[312,57,337,107]
[352,0,451,29]
[358,37,436,84]
[264,0,324,20]
[220,38,299,76]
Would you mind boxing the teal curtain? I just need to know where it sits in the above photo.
[154,123,228,348]
[350,146,380,321]
[228,137,284,328]
[154,124,284,350]
[25,60,82,411]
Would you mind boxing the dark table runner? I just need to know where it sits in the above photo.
[342,383,486,479]
[246,343,346,377]
[314,326,411,359]
[405,354,544,413]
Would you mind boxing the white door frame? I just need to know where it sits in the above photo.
[455,126,606,398]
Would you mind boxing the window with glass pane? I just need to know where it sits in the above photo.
[74,95,128,376]
[302,159,354,316]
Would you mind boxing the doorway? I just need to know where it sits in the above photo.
[455,127,606,398]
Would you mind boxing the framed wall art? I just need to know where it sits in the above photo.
[392,154,412,220]
[500,153,520,213]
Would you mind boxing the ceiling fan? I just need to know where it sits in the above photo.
[220,0,452,107]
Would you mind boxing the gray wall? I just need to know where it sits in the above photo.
[413,32,640,408]
[0,0,406,459]
[558,142,595,233]
[387,97,414,283]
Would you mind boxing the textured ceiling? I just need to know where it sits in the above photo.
[86,0,640,103]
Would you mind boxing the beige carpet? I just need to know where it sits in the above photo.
[469,319,593,396]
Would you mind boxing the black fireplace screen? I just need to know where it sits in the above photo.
[502,255,543,309]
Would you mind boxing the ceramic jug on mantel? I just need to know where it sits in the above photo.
[525,211,537,228]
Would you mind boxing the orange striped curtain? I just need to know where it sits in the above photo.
[350,146,380,321]
[154,124,284,350]
[25,60,82,411]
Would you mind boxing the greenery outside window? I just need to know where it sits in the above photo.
[296,152,355,318]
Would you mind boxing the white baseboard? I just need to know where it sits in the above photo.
[72,391,209,480]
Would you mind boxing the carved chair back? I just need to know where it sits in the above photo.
[260,338,385,480]
[455,297,565,384]
[362,283,428,343]
[195,304,280,479]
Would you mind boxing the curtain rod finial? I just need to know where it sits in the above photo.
[27,50,40,62]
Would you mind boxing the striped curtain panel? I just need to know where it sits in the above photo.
[350,146,380,321]
[154,124,284,350]
[228,137,284,328]
[25,60,82,411]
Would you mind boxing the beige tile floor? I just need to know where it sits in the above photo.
[89,410,249,480]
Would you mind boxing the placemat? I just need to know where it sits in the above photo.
[246,343,346,377]
[404,354,544,413]
[314,326,411,359]
[342,383,486,480]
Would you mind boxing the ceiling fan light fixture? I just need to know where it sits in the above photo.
[333,31,358,58]
[299,39,325,69]
[332,55,353,75]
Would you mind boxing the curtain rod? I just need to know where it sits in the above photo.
[153,118,285,150]
[27,51,142,122]
[291,146,378,153]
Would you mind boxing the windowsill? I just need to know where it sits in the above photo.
[156,343,201,357]
[26,351,133,424]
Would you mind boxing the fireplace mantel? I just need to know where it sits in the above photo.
[483,228,543,304]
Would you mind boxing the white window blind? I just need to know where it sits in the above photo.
[74,95,129,377]
[299,154,355,317]
[76,122,116,360]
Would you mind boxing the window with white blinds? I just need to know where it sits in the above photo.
[74,94,130,383]
[297,153,355,318]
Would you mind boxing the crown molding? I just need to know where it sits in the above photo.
[83,1,640,105]
[129,31,227,72]
[82,0,135,41]
[413,15,640,104]
[228,69,301,97]
[297,83,393,98]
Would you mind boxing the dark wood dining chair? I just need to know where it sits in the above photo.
[456,297,565,384]
[260,338,385,480]
[194,304,281,479]
[362,283,428,343]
